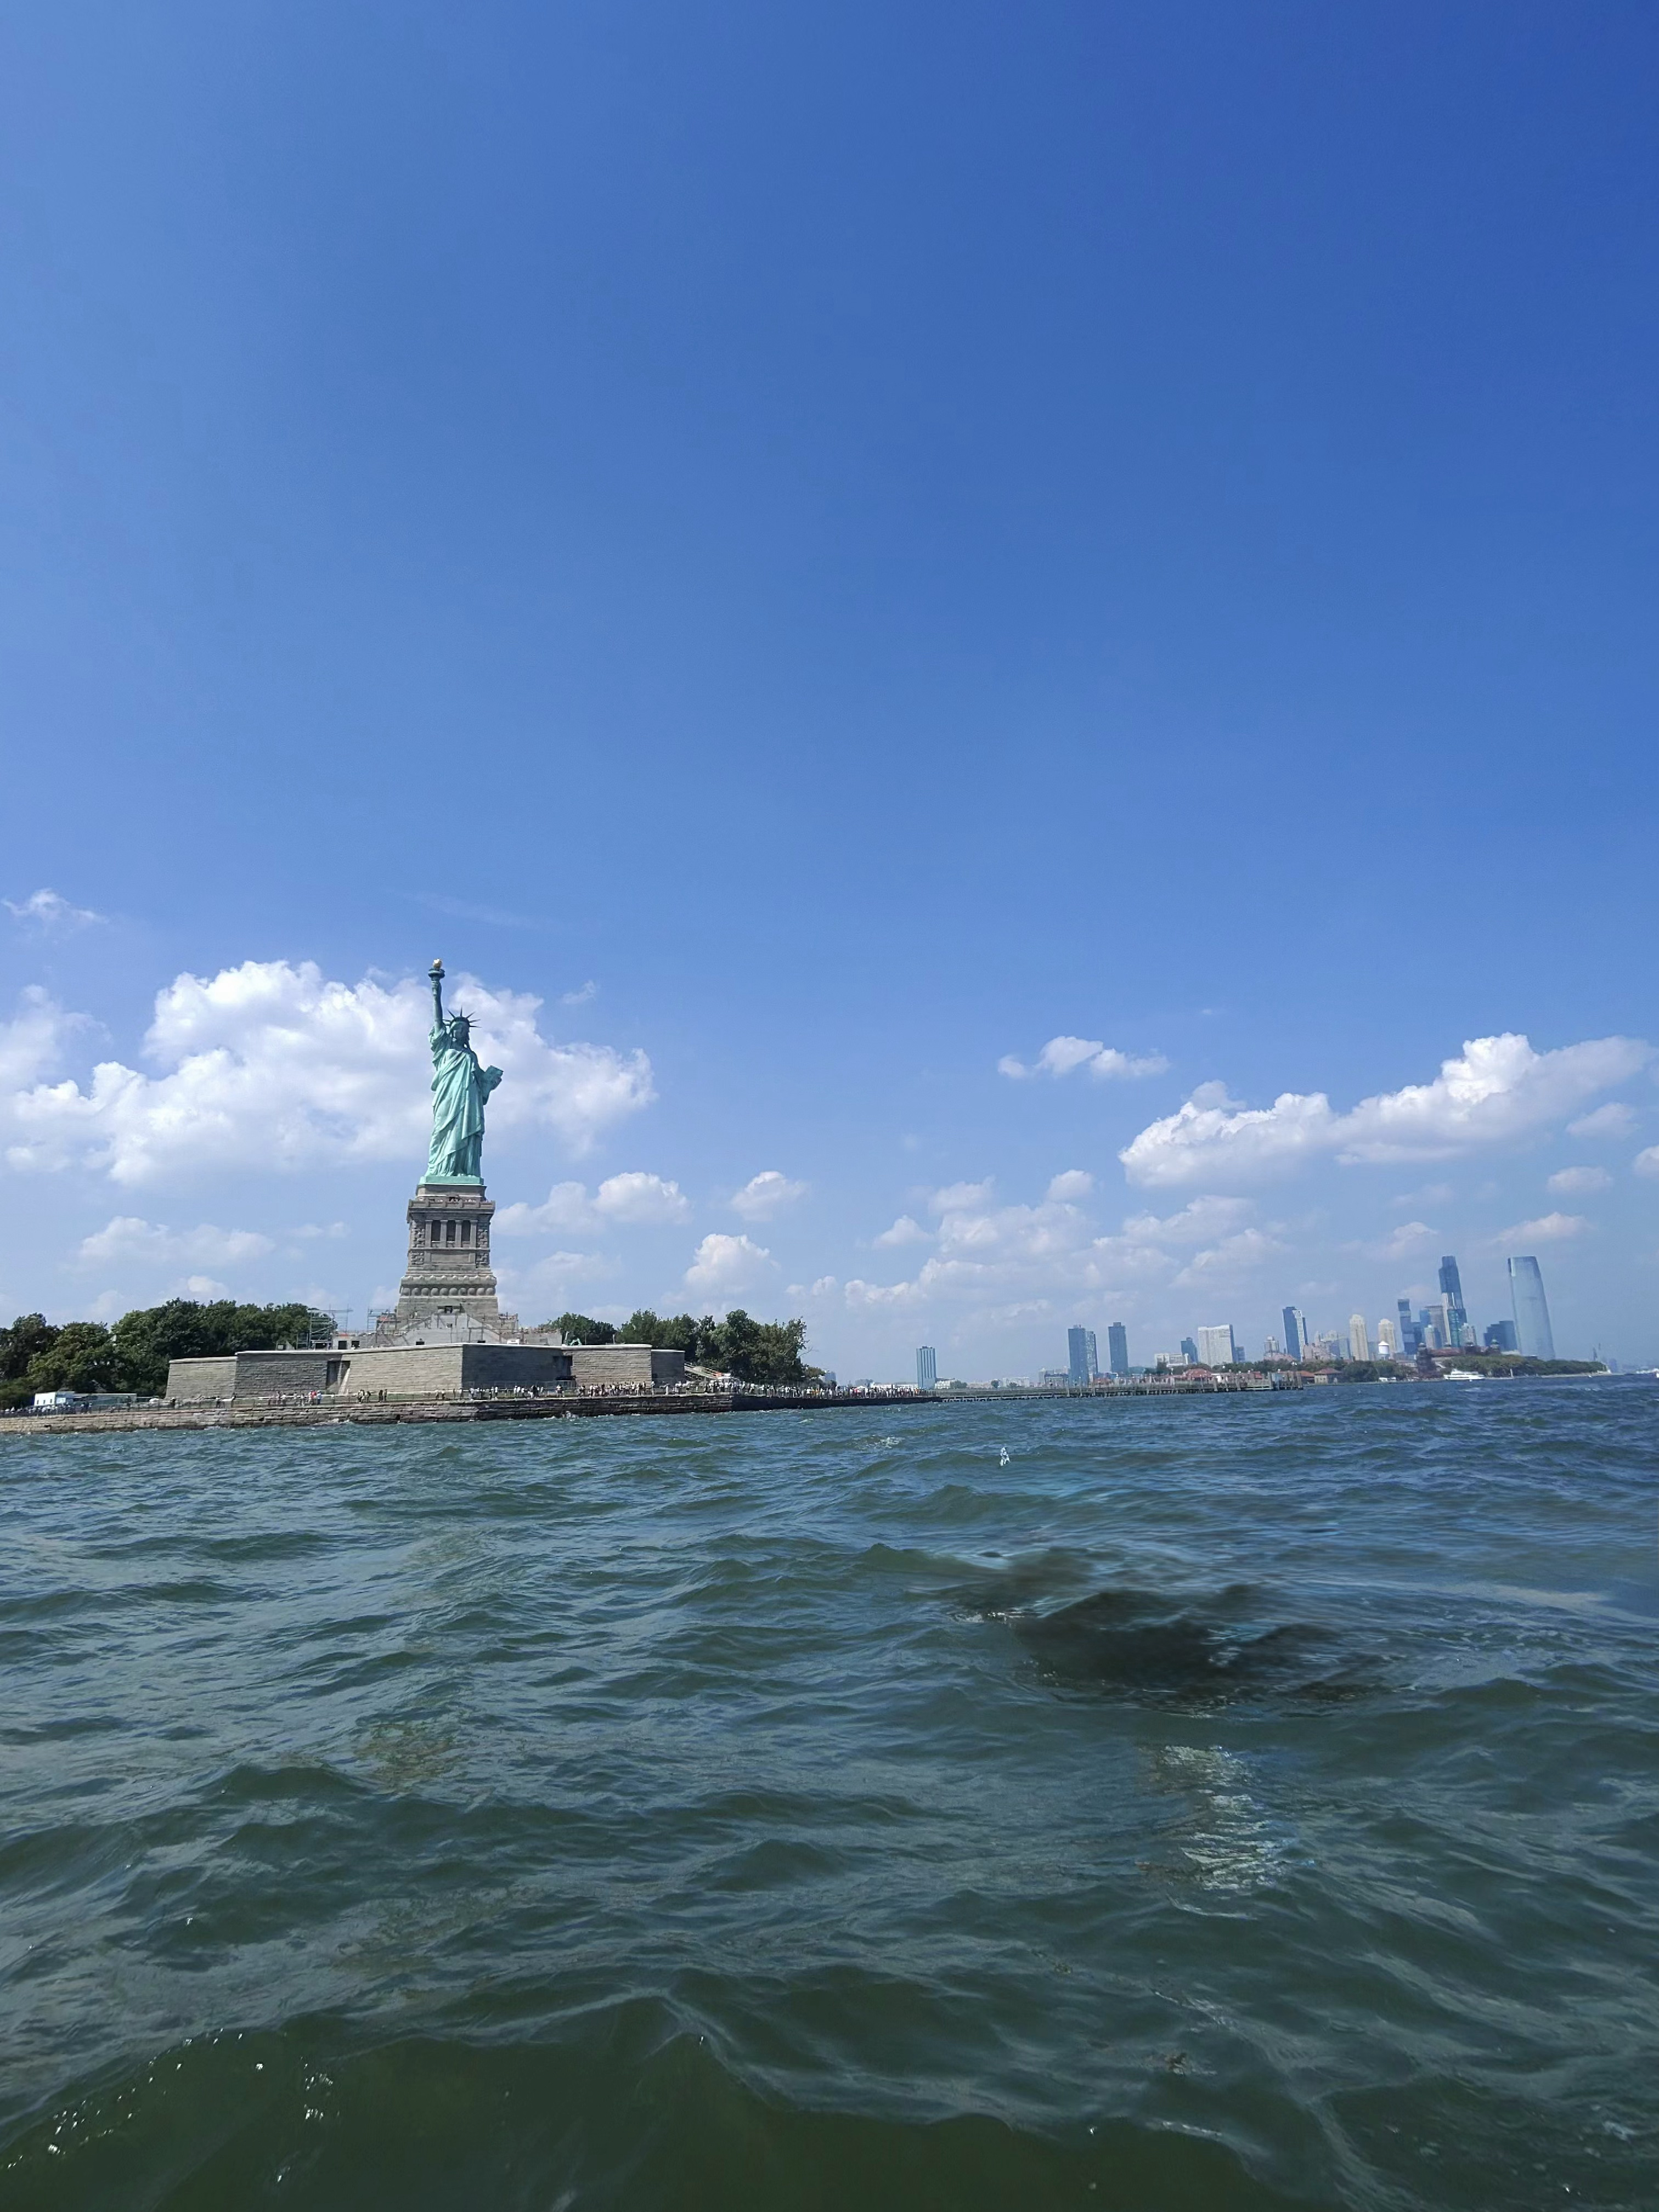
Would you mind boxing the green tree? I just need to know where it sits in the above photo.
[2,1313,62,1407]
[623,1310,707,1358]
[701,1310,809,1386]
[111,1299,331,1398]
[543,1312,618,1345]
[2,1312,58,1379]
[25,1322,122,1396]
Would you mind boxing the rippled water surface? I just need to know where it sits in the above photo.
[2,1384,1655,2209]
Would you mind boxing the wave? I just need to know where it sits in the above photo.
[0,2006,1307,2212]
[995,1581,1372,1705]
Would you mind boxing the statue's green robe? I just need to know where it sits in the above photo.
[426,1024,502,1182]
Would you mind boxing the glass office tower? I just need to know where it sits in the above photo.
[916,1346,937,1391]
[1438,1255,1469,1344]
[1107,1322,1129,1377]
[1281,1305,1302,1360]
[1508,1256,1555,1359]
[1066,1326,1097,1386]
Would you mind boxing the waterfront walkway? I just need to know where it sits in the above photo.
[0,1372,1313,1438]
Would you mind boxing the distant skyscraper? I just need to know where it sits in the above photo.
[1397,1296,1419,1355]
[1485,1321,1518,1351]
[1376,1317,1400,1357]
[1087,1328,1098,1378]
[1107,1322,1129,1377]
[1438,1255,1469,1343]
[1196,1324,1237,1368]
[1281,1306,1302,1361]
[1180,1335,1199,1365]
[1066,1325,1097,1386]
[916,1345,937,1391]
[1349,1313,1371,1362]
[1508,1256,1555,1359]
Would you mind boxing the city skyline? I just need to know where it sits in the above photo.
[1008,1245,1577,1384]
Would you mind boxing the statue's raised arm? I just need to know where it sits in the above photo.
[423,957,501,1184]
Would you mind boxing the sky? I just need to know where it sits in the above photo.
[1,0,1655,1375]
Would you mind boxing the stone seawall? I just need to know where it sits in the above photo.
[0,1390,936,1439]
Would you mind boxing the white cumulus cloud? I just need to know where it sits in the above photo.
[844,1274,928,1310]
[0,989,83,1092]
[1546,1166,1611,1195]
[76,1216,277,1268]
[1363,1219,1441,1261]
[730,1170,808,1220]
[684,1232,774,1304]
[1118,1195,1255,1248]
[1567,1102,1637,1138]
[591,1171,691,1223]
[1,960,654,1184]
[495,1171,690,1235]
[842,1180,1312,1322]
[3,888,102,930]
[1171,1226,1285,1284]
[849,1177,1157,1310]
[1120,1034,1652,1188]
[1046,1169,1094,1200]
[1493,1212,1589,1245]
[1635,1147,1659,1181]
[498,1250,619,1315]
[873,1214,930,1247]
[998,1036,1169,1081]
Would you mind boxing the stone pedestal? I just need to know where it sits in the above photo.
[394,1182,500,1327]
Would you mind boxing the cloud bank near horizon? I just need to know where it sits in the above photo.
[1119,1034,1651,1188]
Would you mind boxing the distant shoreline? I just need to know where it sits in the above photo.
[3,1365,1640,1442]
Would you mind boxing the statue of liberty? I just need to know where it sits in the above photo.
[424,960,503,1183]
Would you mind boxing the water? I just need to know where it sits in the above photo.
[2,1383,1654,2210]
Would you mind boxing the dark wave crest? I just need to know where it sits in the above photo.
[3,2008,1300,2212]
[1009,1582,1363,1701]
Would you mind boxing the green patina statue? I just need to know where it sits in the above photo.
[424,959,503,1184]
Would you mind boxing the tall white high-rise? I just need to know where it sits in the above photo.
[1376,1317,1400,1357]
[1196,1324,1237,1368]
[1349,1313,1371,1362]
[916,1345,938,1391]
[1508,1256,1556,1359]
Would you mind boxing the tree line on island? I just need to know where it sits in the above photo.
[1,1299,814,1408]
[547,1309,811,1385]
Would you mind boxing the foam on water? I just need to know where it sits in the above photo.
[2,1382,1655,2210]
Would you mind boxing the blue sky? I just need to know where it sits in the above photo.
[2,0,1655,1373]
